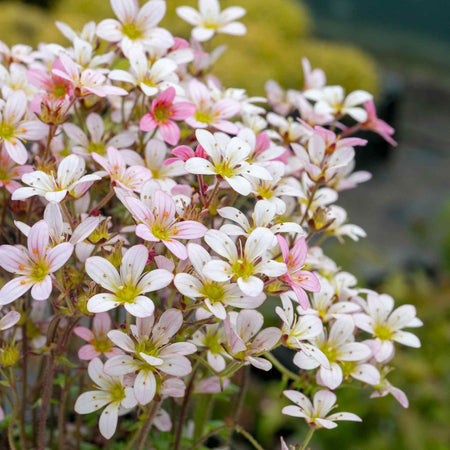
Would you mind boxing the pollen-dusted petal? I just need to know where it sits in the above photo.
[163,238,188,260]
[99,402,119,440]
[152,308,183,345]
[87,294,120,314]
[174,273,203,298]
[104,355,136,376]
[74,390,111,414]
[85,257,121,291]
[327,412,362,423]
[0,276,32,305]
[236,309,264,343]
[159,355,192,376]
[0,245,30,273]
[134,370,156,405]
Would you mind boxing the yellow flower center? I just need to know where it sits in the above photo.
[122,22,143,40]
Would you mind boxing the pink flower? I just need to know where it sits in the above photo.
[52,54,127,98]
[92,146,152,193]
[0,147,33,194]
[125,189,207,260]
[0,91,47,165]
[0,220,73,303]
[74,313,124,360]
[277,235,320,309]
[362,100,397,147]
[224,309,281,371]
[164,144,207,165]
[185,79,240,134]
[139,87,195,145]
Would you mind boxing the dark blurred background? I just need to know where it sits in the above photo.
[0,0,448,448]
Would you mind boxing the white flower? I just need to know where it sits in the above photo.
[304,86,372,122]
[293,316,372,389]
[185,130,272,196]
[109,48,178,97]
[203,228,286,297]
[354,292,422,363]
[12,155,100,203]
[74,358,136,439]
[282,389,361,429]
[218,200,303,237]
[177,0,246,42]
[174,243,265,320]
[86,245,173,317]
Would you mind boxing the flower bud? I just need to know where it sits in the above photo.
[0,344,20,367]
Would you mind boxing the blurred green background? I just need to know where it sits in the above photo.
[0,0,448,449]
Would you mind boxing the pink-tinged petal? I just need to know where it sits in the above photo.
[135,224,160,242]
[157,86,176,105]
[297,271,321,292]
[99,402,119,439]
[78,345,101,361]
[137,269,173,293]
[160,377,185,398]
[139,113,158,132]
[75,391,111,414]
[163,238,188,260]
[152,309,182,344]
[291,237,308,265]
[292,286,310,310]
[328,316,354,346]
[213,120,239,135]
[134,370,156,405]
[188,79,210,105]
[74,326,95,342]
[293,349,321,370]
[339,342,372,362]
[5,91,27,122]
[137,0,166,27]
[30,276,52,301]
[87,293,120,313]
[153,189,176,222]
[192,26,215,42]
[195,376,229,394]
[0,276,32,304]
[125,197,153,224]
[103,355,136,376]
[159,120,180,146]
[0,310,20,331]
[47,242,73,271]
[170,102,196,121]
[0,245,29,273]
[159,342,197,357]
[85,257,120,291]
[124,295,155,318]
[236,309,264,342]
[251,327,281,353]
[159,355,192,376]
[3,140,28,165]
[276,235,290,261]
[214,99,241,119]
[373,340,394,363]
[247,356,272,371]
[27,220,49,261]
[122,386,137,409]
[174,221,207,239]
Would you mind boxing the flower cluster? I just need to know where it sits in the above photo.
[0,0,420,448]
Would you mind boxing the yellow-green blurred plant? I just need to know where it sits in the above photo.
[0,0,379,96]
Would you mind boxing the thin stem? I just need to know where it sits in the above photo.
[300,183,319,227]
[264,352,302,382]
[192,425,229,449]
[300,427,315,450]
[135,397,163,450]
[206,177,221,208]
[90,189,115,214]
[235,425,265,450]
[174,362,199,450]
[7,368,19,450]
[43,124,57,162]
